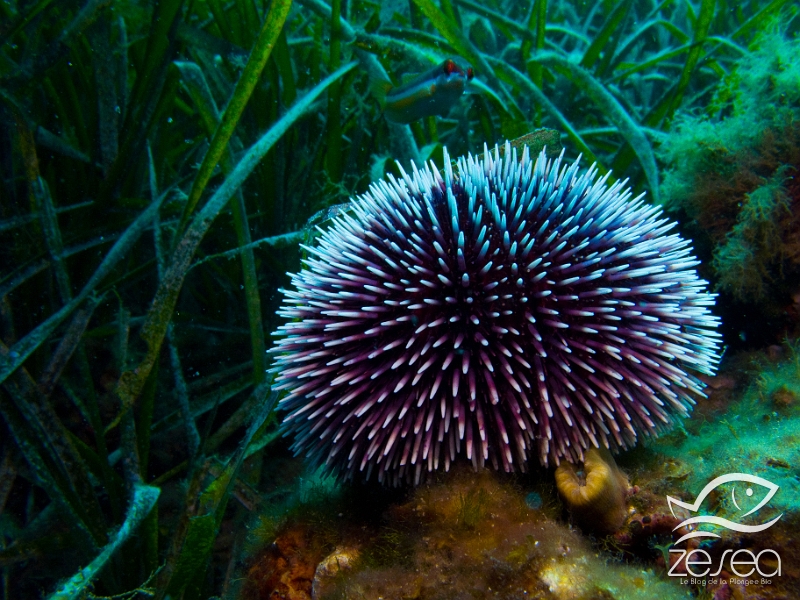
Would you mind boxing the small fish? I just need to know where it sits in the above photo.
[375,59,474,124]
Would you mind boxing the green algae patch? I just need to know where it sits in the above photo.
[712,170,793,301]
[657,26,800,318]
[648,343,800,519]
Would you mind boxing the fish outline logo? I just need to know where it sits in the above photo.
[667,473,782,545]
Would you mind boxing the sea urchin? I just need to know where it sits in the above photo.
[271,142,721,485]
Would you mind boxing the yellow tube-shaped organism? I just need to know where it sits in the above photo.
[555,446,630,534]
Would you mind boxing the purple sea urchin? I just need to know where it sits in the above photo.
[271,142,721,485]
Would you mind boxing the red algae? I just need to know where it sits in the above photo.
[240,525,325,600]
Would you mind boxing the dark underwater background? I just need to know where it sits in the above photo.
[1,0,800,598]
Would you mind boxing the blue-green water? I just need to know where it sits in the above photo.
[0,1,798,598]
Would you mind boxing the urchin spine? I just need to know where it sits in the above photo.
[271,142,721,485]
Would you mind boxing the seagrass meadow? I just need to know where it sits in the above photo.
[1,0,799,599]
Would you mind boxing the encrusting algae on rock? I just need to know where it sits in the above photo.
[239,467,692,600]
